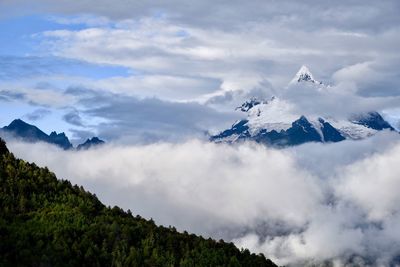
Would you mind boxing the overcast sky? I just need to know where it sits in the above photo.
[0,0,399,143]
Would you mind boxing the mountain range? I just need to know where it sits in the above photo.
[211,66,396,147]
[2,66,397,149]
[0,119,105,150]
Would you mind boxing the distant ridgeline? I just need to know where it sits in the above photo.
[0,119,105,150]
[0,138,276,267]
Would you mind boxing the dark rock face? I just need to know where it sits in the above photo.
[318,118,346,142]
[49,132,73,150]
[254,116,324,146]
[3,119,49,142]
[2,119,73,150]
[77,137,105,150]
[252,116,322,146]
[352,112,394,131]
[284,116,323,145]
[211,116,346,147]
[210,120,250,142]
[236,98,262,112]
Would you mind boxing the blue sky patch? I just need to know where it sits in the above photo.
[0,55,131,80]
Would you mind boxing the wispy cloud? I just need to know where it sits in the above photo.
[1,1,400,140]
[24,108,51,121]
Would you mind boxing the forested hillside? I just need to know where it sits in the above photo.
[0,138,277,267]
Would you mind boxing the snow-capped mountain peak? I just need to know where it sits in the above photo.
[210,65,396,147]
[290,65,321,84]
[211,94,394,146]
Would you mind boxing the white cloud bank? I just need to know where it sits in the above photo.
[6,131,400,266]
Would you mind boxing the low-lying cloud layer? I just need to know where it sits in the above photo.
[7,131,400,266]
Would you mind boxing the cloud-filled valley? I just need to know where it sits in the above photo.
[7,131,400,266]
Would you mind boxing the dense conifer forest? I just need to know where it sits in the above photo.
[0,138,277,267]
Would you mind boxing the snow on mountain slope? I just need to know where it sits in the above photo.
[245,97,299,133]
[210,66,395,146]
[324,118,377,140]
[290,65,322,85]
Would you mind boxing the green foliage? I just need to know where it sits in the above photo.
[0,138,277,267]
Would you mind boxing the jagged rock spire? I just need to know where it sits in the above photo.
[290,65,321,84]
